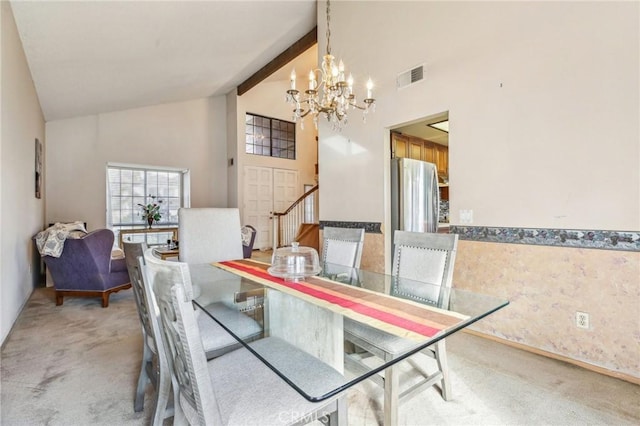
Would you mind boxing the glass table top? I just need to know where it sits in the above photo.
[191,260,508,402]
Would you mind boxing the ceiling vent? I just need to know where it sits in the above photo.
[397,65,425,89]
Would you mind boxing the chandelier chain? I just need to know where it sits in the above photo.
[326,0,331,55]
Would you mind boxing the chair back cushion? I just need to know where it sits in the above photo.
[394,246,447,285]
[179,208,244,264]
[392,231,458,306]
[321,227,365,268]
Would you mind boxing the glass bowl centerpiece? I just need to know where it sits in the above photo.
[268,242,321,282]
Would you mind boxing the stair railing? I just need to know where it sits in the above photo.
[271,185,319,249]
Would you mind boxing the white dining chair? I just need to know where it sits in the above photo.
[178,207,264,311]
[146,252,348,426]
[122,242,161,416]
[321,226,365,268]
[124,244,262,425]
[130,250,175,426]
[178,207,244,264]
[343,230,458,426]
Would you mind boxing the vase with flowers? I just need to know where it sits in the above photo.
[138,195,163,228]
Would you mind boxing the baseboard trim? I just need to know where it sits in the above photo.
[463,329,640,385]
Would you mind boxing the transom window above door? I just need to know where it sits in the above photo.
[245,113,296,159]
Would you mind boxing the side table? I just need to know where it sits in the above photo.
[152,247,179,260]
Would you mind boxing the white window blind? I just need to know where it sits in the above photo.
[106,164,189,246]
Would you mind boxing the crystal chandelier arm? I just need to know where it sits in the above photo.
[283,0,375,130]
[297,109,312,118]
[349,101,374,111]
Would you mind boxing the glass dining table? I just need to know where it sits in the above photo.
[191,259,508,419]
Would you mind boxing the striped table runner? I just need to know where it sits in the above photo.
[213,259,468,342]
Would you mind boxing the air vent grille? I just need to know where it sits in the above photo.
[397,65,425,89]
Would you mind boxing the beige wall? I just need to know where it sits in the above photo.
[319,1,639,230]
[45,97,228,229]
[1,1,46,344]
[226,91,238,208]
[360,233,384,274]
[317,1,640,378]
[455,242,640,378]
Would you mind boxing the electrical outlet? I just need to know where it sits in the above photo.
[576,311,590,329]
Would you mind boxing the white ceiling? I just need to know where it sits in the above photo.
[395,121,449,146]
[10,0,319,121]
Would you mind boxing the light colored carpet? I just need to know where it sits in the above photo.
[2,287,639,425]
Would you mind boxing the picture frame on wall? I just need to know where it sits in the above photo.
[35,138,42,199]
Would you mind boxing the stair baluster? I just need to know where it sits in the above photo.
[272,185,319,250]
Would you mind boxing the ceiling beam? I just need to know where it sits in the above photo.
[237,27,317,96]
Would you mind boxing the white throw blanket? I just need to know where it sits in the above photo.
[241,226,253,247]
[35,222,88,258]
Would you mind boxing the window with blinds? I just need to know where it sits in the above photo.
[106,165,189,246]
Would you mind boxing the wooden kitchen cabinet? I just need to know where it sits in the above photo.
[391,131,448,176]
[436,144,448,175]
[392,132,409,159]
[409,139,423,160]
[422,141,437,164]
[439,185,449,201]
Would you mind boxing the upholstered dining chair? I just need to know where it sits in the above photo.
[122,242,157,415]
[178,207,261,307]
[146,251,348,426]
[320,227,365,286]
[123,245,173,426]
[343,231,458,425]
[123,244,262,425]
[178,207,244,264]
[321,226,365,268]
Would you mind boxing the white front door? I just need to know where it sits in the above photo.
[243,166,273,250]
[243,167,299,250]
[273,169,298,213]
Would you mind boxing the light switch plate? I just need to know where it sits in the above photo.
[459,209,474,224]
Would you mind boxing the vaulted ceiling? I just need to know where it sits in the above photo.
[11,0,318,121]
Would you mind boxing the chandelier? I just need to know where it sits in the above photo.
[285,0,375,130]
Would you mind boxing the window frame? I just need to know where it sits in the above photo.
[245,112,296,159]
[106,163,190,246]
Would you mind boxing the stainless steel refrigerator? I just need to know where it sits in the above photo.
[390,157,440,234]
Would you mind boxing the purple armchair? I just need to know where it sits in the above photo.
[42,229,131,307]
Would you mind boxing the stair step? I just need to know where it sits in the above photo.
[295,223,319,251]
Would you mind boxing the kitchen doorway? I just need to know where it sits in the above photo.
[390,111,450,227]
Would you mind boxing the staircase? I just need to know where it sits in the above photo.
[272,185,319,250]
[294,223,320,251]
